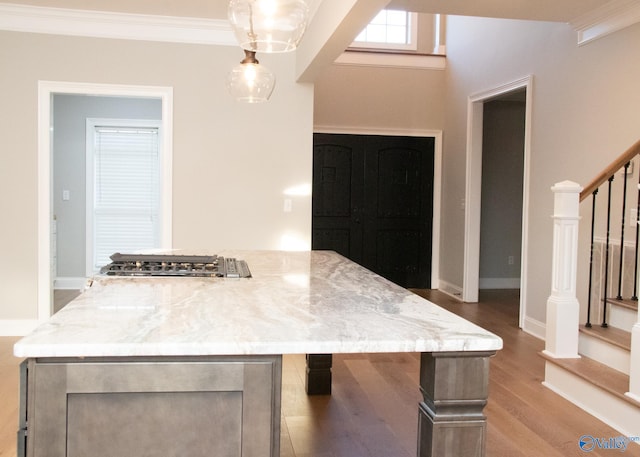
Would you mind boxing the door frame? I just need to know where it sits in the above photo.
[463,75,533,329]
[37,81,173,321]
[313,126,442,289]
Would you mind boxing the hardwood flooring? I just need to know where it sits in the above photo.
[1,288,638,456]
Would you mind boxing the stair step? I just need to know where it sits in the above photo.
[606,297,639,312]
[580,324,631,351]
[540,352,640,409]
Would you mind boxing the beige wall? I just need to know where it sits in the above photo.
[0,31,313,324]
[441,17,640,326]
[314,63,445,131]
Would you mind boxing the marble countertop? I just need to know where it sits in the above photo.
[14,250,502,358]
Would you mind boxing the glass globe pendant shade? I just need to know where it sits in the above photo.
[228,0,309,53]
[226,50,276,103]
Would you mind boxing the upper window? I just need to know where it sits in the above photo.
[351,9,418,51]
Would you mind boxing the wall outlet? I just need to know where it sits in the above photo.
[508,255,515,265]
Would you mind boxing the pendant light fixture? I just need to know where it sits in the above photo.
[226,49,276,103]
[228,0,309,53]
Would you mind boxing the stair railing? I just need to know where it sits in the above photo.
[546,138,640,400]
[581,139,640,328]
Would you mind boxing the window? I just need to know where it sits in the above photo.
[352,9,418,51]
[87,119,162,272]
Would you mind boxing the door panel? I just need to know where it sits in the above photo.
[312,137,364,263]
[312,134,434,288]
[312,144,352,217]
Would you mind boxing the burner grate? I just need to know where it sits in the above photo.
[100,253,251,278]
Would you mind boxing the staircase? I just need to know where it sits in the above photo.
[542,299,639,437]
[542,140,640,440]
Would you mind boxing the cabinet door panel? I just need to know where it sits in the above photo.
[25,356,281,457]
[67,392,242,457]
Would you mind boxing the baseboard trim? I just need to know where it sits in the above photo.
[522,315,546,340]
[55,276,88,290]
[437,280,463,301]
[479,277,520,289]
[0,319,40,337]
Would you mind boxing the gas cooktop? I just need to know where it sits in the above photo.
[99,253,252,278]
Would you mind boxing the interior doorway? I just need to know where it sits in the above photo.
[479,92,526,290]
[37,81,174,320]
[463,76,533,329]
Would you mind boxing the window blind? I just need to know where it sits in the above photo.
[92,126,161,269]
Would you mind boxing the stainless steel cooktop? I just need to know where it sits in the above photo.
[99,253,251,278]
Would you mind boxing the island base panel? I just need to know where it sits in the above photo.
[305,353,332,395]
[19,355,282,457]
[417,351,495,457]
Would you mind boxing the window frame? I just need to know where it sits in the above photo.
[350,10,419,52]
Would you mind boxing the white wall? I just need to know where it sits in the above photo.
[441,17,640,326]
[0,30,313,325]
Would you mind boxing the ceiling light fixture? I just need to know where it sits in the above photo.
[228,0,309,53]
[226,49,276,103]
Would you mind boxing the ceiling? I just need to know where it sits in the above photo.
[2,0,638,82]
[3,0,231,19]
[0,0,619,23]
[387,0,613,23]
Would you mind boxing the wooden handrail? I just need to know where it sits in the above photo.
[580,138,640,201]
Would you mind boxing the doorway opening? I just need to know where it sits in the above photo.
[463,76,533,329]
[38,81,173,320]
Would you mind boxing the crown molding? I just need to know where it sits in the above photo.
[0,2,237,46]
[571,0,640,45]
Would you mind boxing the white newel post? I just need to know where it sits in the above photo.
[626,185,640,401]
[628,316,640,401]
[544,181,582,359]
[627,233,640,400]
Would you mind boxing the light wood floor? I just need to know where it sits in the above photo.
[1,289,638,456]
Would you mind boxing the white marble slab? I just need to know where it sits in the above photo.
[14,250,502,358]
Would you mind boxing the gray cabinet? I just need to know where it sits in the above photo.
[19,355,282,457]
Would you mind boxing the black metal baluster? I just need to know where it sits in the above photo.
[586,189,598,328]
[617,162,630,299]
[602,175,614,328]
[633,167,640,301]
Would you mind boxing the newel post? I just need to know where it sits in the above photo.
[544,181,582,358]
[628,316,640,401]
[627,263,640,401]
[627,184,640,402]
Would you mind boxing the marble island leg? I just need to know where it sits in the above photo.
[305,354,332,395]
[418,351,496,457]
[304,351,496,457]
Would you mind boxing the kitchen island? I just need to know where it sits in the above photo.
[14,250,502,457]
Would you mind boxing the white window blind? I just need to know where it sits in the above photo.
[92,126,161,270]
